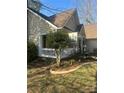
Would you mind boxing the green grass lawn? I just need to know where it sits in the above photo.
[28,62,97,93]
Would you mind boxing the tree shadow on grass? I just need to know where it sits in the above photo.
[27,57,55,69]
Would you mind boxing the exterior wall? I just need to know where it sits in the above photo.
[27,9,57,56]
[28,9,56,44]
[65,11,80,31]
[74,10,80,26]
[68,32,78,42]
[79,32,84,54]
[27,9,82,58]
[63,10,81,53]
[68,32,80,52]
[86,39,97,53]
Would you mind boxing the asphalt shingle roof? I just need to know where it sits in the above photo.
[84,24,97,39]
[49,9,76,27]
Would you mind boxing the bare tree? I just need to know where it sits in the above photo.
[77,0,96,24]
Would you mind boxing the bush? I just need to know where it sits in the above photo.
[46,30,70,67]
[27,42,38,63]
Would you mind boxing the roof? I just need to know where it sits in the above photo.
[76,24,83,32]
[28,8,79,29]
[49,9,76,27]
[27,8,57,29]
[84,24,97,39]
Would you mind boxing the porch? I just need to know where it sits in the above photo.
[40,48,79,58]
[38,32,80,58]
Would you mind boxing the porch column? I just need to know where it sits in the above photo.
[38,35,43,56]
[81,37,83,54]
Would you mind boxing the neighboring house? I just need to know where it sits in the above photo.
[84,24,97,54]
[27,8,84,58]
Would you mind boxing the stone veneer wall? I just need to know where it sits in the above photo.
[27,9,56,45]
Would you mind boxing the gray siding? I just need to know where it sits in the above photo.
[65,11,80,32]
[79,27,84,53]
[86,39,97,53]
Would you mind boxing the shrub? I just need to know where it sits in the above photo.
[27,41,38,63]
[46,30,70,67]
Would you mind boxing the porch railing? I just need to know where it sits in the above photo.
[40,48,78,58]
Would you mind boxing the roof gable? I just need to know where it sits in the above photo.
[27,8,80,30]
[48,9,76,27]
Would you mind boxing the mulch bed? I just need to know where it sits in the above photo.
[28,55,96,69]
[62,55,97,62]
[27,56,97,77]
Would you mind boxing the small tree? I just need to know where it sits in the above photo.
[46,30,70,67]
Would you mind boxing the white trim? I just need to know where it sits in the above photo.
[38,35,42,56]
[40,32,47,35]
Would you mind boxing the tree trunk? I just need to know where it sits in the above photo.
[55,49,61,67]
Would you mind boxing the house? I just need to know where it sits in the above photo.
[27,8,84,58]
[84,24,97,55]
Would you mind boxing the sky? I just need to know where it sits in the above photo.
[40,0,97,24]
